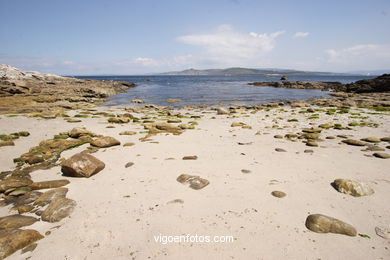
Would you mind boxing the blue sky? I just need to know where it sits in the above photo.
[1,0,389,74]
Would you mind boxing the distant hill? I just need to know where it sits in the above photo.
[160,67,357,76]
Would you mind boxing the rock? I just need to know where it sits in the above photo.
[380,137,390,142]
[241,169,251,174]
[107,117,130,124]
[326,136,335,139]
[375,226,390,239]
[119,131,136,135]
[0,228,43,259]
[125,162,134,168]
[274,135,283,139]
[302,128,322,133]
[11,191,42,208]
[29,180,70,190]
[178,124,194,130]
[17,205,34,214]
[0,177,33,193]
[143,122,183,136]
[41,197,76,223]
[271,191,286,198]
[61,153,105,178]
[373,152,390,159]
[305,214,357,236]
[131,99,144,104]
[91,136,120,148]
[176,174,209,190]
[68,127,93,138]
[332,179,374,197]
[20,242,38,254]
[361,145,385,152]
[7,187,32,196]
[231,122,246,127]
[216,108,229,115]
[275,148,286,152]
[319,123,334,129]
[306,141,318,147]
[0,215,38,229]
[182,155,198,160]
[361,137,381,143]
[0,141,14,147]
[123,142,135,147]
[33,188,68,207]
[302,133,320,140]
[304,149,314,153]
[342,139,366,146]
[166,98,181,103]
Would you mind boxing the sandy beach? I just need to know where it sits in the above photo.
[1,104,389,259]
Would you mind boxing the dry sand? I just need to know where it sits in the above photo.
[0,105,389,260]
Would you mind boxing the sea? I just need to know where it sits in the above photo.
[75,74,375,107]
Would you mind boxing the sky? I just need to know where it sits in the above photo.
[1,0,390,75]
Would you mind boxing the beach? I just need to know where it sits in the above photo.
[1,103,389,259]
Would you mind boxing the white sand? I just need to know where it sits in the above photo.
[1,106,389,260]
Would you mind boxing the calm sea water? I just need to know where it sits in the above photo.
[76,74,374,107]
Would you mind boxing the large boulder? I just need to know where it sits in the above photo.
[41,197,76,223]
[332,179,374,197]
[0,228,43,259]
[61,153,105,177]
[305,214,357,236]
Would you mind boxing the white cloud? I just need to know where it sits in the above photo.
[176,25,285,65]
[292,32,309,38]
[325,44,390,69]
[133,57,160,66]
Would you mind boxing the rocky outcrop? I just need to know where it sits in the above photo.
[0,64,135,114]
[249,74,390,94]
[248,81,343,90]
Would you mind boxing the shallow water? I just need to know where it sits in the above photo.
[75,74,374,107]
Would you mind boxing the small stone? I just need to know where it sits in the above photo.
[373,152,390,159]
[271,191,286,198]
[167,199,184,204]
[305,214,357,236]
[0,215,38,229]
[302,128,322,133]
[380,137,390,142]
[125,162,134,168]
[302,133,320,140]
[332,179,374,197]
[182,155,198,160]
[41,197,76,223]
[0,178,33,193]
[361,137,381,143]
[216,108,229,115]
[123,142,135,147]
[326,136,336,139]
[119,131,136,135]
[274,135,283,139]
[7,186,32,196]
[91,136,120,148]
[304,149,314,153]
[131,99,144,104]
[107,117,130,124]
[20,242,38,254]
[61,153,105,178]
[176,174,209,190]
[275,148,286,152]
[0,228,43,259]
[362,145,385,152]
[306,141,318,147]
[241,169,251,174]
[342,139,366,146]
